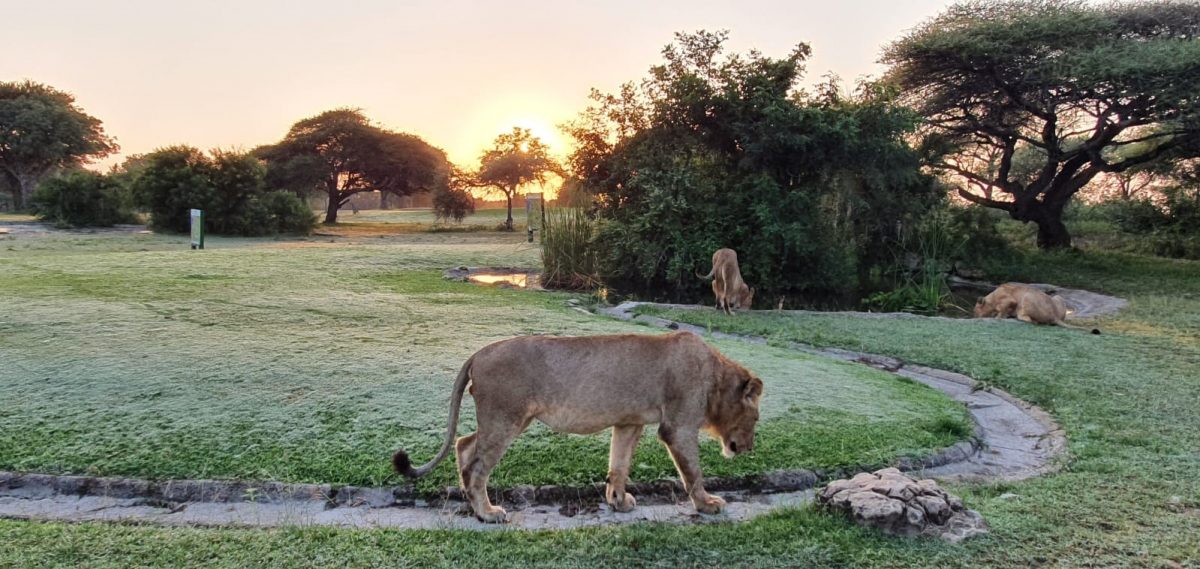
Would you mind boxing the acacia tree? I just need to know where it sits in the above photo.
[883,0,1200,248]
[0,81,116,210]
[475,127,559,231]
[255,109,449,224]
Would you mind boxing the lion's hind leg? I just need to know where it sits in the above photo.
[454,433,477,490]
[606,424,644,513]
[462,413,530,523]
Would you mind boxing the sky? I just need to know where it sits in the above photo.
[2,0,952,169]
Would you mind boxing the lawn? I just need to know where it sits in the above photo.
[1,220,1197,568]
[0,227,968,495]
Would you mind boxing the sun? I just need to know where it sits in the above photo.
[509,116,568,159]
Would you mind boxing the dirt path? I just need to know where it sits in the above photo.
[0,302,1066,531]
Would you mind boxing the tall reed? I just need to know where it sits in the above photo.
[541,207,599,290]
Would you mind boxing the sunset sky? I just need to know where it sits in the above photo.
[3,0,952,169]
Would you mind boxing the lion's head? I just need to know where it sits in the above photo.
[973,297,991,318]
[731,285,755,311]
[706,362,764,458]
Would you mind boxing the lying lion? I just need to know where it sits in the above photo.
[975,283,1099,333]
[393,332,764,523]
[697,248,754,314]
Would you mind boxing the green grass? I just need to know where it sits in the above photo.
[3,227,1197,568]
[0,230,967,494]
[330,207,527,233]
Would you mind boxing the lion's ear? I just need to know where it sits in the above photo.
[741,375,763,403]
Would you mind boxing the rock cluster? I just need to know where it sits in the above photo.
[817,468,988,543]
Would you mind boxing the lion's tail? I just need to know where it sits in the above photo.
[392,355,473,478]
[696,266,715,281]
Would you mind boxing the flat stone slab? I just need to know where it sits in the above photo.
[0,302,1065,531]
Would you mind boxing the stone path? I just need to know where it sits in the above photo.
[0,303,1067,531]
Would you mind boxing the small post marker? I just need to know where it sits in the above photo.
[190,209,205,250]
[525,192,543,243]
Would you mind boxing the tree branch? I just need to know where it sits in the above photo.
[957,187,1015,211]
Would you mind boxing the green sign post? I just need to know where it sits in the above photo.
[190,209,205,250]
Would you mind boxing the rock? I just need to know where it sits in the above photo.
[849,472,878,485]
[915,495,950,524]
[817,467,988,543]
[867,477,917,502]
[847,491,904,527]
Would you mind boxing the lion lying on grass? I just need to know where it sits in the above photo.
[697,248,754,314]
[975,283,1099,333]
[393,332,764,523]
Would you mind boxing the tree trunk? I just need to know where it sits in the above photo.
[15,174,39,211]
[324,191,340,224]
[1033,212,1071,249]
[504,191,514,231]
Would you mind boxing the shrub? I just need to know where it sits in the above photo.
[433,186,475,223]
[262,191,317,234]
[1103,199,1168,234]
[31,170,137,227]
[130,146,314,236]
[567,34,940,306]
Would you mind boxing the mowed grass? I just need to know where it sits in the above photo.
[0,229,968,494]
[323,207,528,235]
[5,221,1196,568]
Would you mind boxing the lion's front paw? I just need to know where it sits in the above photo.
[475,505,508,523]
[607,492,638,513]
[694,493,726,515]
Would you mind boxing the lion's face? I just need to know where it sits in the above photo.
[973,298,990,317]
[707,367,764,458]
[732,287,755,311]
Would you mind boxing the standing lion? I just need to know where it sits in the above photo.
[697,248,754,314]
[392,332,764,523]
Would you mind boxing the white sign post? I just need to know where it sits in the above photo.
[525,192,543,243]
[190,209,205,250]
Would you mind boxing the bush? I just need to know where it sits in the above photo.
[433,186,475,223]
[31,170,138,227]
[940,205,1014,268]
[568,34,940,306]
[262,191,317,234]
[1102,199,1168,234]
[130,146,314,236]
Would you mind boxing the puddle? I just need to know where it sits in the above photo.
[469,273,539,288]
[446,267,543,289]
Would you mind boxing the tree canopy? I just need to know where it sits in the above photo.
[883,0,1200,248]
[475,127,560,231]
[0,80,116,210]
[567,31,940,303]
[255,109,450,224]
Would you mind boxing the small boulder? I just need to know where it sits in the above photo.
[817,468,988,543]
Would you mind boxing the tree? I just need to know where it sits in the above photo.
[433,166,476,223]
[255,109,450,224]
[475,127,560,231]
[0,81,116,210]
[566,31,940,303]
[883,0,1200,248]
[130,146,315,235]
